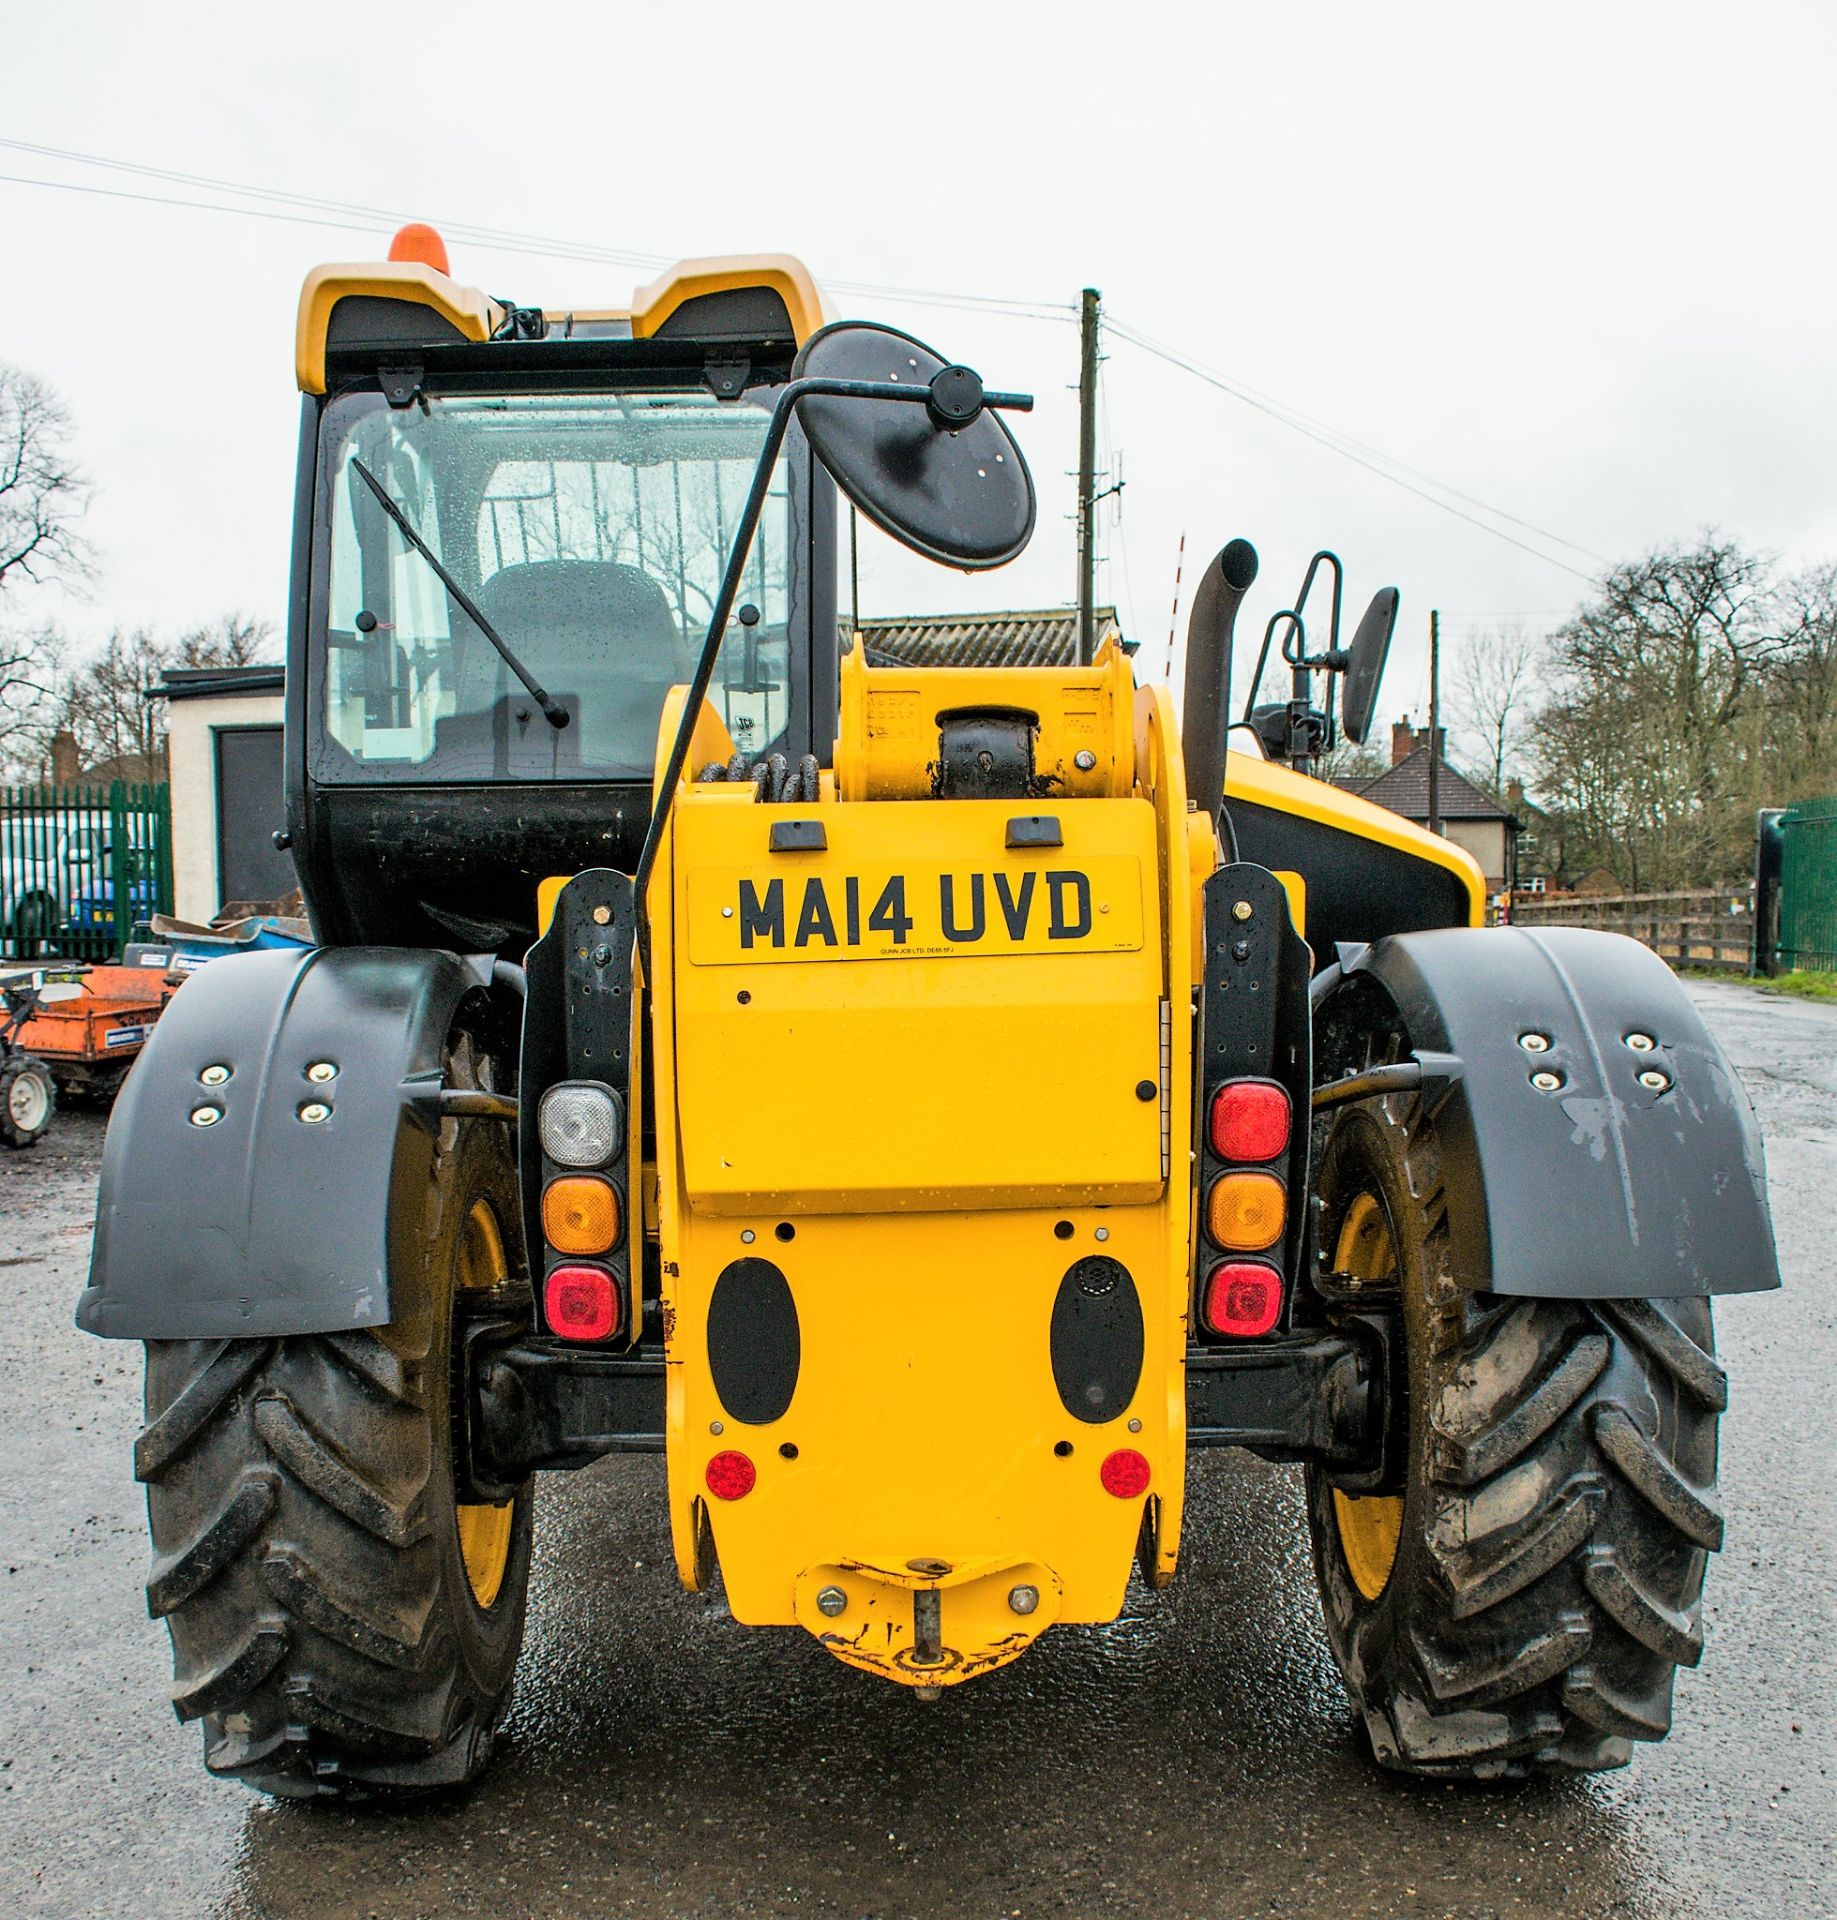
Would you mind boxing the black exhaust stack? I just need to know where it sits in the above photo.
[1181,538,1259,830]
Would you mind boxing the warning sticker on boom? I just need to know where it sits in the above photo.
[687,858,1144,965]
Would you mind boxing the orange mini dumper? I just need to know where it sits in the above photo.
[0,964,178,1146]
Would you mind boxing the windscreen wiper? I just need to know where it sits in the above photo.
[350,458,569,730]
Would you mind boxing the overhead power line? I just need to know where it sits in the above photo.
[1104,316,1601,585]
[1117,326,1606,565]
[0,138,1602,583]
[0,138,1073,322]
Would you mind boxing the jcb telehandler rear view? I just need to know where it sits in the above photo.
[79,230,1779,1797]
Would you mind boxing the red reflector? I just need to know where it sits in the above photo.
[705,1450,756,1500]
[1203,1260,1284,1338]
[1209,1081,1292,1162]
[1100,1448,1152,1499]
[543,1264,619,1342]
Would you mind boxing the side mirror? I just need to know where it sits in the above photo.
[1341,588,1399,745]
[791,322,1036,571]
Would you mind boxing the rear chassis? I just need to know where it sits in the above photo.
[475,646,1400,1687]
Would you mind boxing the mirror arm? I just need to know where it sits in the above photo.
[1292,550,1344,656]
[630,371,1033,971]
[1245,609,1300,718]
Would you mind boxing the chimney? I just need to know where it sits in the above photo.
[1390,717,1415,767]
[51,729,80,786]
[1505,777,1525,815]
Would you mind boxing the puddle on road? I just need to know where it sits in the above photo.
[213,1455,1695,1920]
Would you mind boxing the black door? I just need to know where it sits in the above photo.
[215,727,297,909]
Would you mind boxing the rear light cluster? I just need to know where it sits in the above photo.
[537,1081,628,1344]
[1199,1080,1291,1338]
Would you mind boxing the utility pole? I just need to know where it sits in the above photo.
[849,505,860,638]
[1076,287,1100,664]
[1428,607,1442,837]
[1165,530,1186,684]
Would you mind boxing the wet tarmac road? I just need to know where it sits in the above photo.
[1,979,1831,1918]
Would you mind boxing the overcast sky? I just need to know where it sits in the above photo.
[4,0,1834,732]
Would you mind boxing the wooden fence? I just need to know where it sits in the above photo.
[1509,889,1753,968]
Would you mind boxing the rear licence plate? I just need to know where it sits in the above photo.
[688,857,1145,965]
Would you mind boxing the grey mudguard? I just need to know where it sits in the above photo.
[1321,927,1780,1298]
[77,946,485,1339]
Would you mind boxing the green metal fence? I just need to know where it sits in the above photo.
[0,782,174,964]
[1777,797,1837,973]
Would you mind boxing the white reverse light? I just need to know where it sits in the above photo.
[538,1082,622,1168]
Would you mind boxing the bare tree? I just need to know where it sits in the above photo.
[0,367,91,773]
[50,627,170,776]
[0,622,59,772]
[1452,625,1542,797]
[1314,734,1388,784]
[43,613,279,778]
[1767,563,1837,800]
[0,367,92,597]
[1531,534,1779,886]
[173,611,276,672]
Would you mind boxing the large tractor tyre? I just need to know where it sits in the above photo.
[136,1045,533,1799]
[1,1054,56,1147]
[1304,1098,1725,1780]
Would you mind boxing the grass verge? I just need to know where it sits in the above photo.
[1686,966,1837,1003]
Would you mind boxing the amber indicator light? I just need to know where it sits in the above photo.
[542,1176,621,1255]
[1207,1170,1286,1251]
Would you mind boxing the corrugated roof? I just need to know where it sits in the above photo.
[1350,748,1516,822]
[155,665,286,702]
[853,607,1123,670]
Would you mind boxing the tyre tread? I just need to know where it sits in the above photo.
[1591,1403,1724,1550]
[253,1391,430,1546]
[1439,1477,1605,1619]
[1597,1298,1728,1411]
[135,1340,271,1482]
[1306,1099,1728,1781]
[145,1469,278,1618]
[1581,1545,1703,1667]
[171,1624,289,1722]
[1432,1328,1610,1485]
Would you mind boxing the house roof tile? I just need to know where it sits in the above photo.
[1348,748,1516,822]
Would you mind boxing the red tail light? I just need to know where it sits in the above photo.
[1209,1080,1291,1162]
[705,1450,756,1500]
[1203,1260,1284,1338]
[543,1264,620,1342]
[1099,1449,1152,1498]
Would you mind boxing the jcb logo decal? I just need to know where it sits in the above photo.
[688,858,1144,964]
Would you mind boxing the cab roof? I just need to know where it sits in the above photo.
[296,241,832,393]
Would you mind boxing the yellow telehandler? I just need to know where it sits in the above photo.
[79,230,1776,1796]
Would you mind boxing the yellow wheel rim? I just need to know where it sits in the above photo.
[1330,1191,1405,1602]
[455,1198,515,1609]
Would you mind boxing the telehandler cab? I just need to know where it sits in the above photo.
[79,230,1778,1798]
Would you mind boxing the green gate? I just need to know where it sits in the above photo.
[0,782,174,964]
[1777,797,1837,973]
